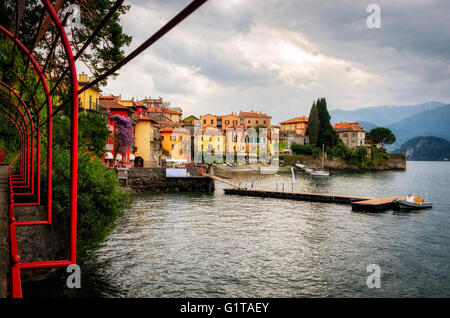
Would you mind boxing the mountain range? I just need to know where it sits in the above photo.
[330,101,446,126]
[330,102,450,148]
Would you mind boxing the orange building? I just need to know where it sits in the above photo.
[160,126,191,160]
[279,116,308,136]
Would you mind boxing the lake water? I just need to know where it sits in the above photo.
[23,161,450,297]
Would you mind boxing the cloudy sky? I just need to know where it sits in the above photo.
[79,0,450,124]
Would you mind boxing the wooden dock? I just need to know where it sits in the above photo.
[223,188,371,204]
[351,196,406,212]
[224,188,403,212]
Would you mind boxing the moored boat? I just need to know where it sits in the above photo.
[394,195,432,210]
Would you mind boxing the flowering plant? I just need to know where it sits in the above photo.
[112,115,134,153]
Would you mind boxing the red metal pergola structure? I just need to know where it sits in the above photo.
[0,0,208,298]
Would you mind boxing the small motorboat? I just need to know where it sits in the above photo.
[394,194,432,210]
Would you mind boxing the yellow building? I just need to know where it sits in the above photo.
[78,73,101,111]
[280,116,308,136]
[195,127,224,154]
[134,117,161,167]
[160,127,191,160]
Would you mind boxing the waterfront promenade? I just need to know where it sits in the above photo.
[0,165,8,298]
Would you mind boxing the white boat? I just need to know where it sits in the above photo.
[394,194,432,210]
[295,163,305,169]
[310,144,329,177]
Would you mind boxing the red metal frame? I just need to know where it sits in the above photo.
[1,0,208,298]
[0,0,78,298]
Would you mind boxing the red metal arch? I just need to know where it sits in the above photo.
[0,97,30,183]
[1,0,209,298]
[0,0,79,298]
[0,81,34,190]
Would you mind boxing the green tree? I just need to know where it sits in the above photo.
[367,127,396,151]
[306,101,319,146]
[316,98,338,148]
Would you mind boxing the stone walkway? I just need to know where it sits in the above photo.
[0,165,9,298]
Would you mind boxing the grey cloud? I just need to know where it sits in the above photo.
[109,0,450,118]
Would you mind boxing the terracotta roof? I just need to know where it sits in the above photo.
[279,116,308,124]
[147,107,182,115]
[239,111,271,118]
[159,127,174,133]
[100,96,116,100]
[333,122,365,131]
[159,126,190,134]
[99,99,134,111]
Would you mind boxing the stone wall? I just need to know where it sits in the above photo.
[282,153,406,171]
[127,168,215,193]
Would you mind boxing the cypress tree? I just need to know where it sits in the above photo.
[316,98,338,148]
[307,101,319,146]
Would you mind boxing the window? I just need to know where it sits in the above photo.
[352,133,356,137]
[256,120,259,124]
[211,119,214,124]
[248,120,251,124]
[171,144,175,150]
[203,119,206,124]
[225,120,230,125]
[170,136,177,141]
[264,120,267,124]
[89,95,92,109]
[233,120,237,125]
[344,133,347,138]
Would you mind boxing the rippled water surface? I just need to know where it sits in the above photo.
[24,162,450,297]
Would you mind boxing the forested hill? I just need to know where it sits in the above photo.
[400,136,450,161]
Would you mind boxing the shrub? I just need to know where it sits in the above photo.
[291,143,314,155]
[46,146,132,251]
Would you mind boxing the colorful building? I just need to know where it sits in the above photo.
[279,116,308,136]
[99,96,136,167]
[134,117,161,167]
[77,73,101,111]
[239,111,271,129]
[160,126,191,160]
[333,122,368,149]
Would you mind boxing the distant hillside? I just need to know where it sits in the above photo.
[330,101,445,126]
[358,121,378,132]
[387,104,450,146]
[400,136,450,161]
